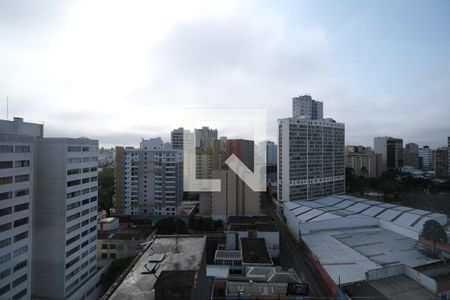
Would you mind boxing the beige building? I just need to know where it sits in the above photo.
[211,169,261,221]
[345,145,382,178]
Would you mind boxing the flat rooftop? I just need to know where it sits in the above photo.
[345,274,437,300]
[97,228,155,241]
[241,238,273,265]
[108,235,206,300]
[302,227,438,285]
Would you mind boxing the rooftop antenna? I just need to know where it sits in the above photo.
[6,96,9,120]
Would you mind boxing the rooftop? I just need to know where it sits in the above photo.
[108,235,206,300]
[240,238,273,265]
[97,228,155,241]
[302,227,439,285]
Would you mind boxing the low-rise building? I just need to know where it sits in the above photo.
[283,194,449,298]
[106,235,210,300]
[97,217,154,265]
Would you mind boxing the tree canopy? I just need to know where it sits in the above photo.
[422,219,448,253]
[155,217,188,234]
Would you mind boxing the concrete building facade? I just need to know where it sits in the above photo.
[433,147,449,179]
[419,146,434,171]
[0,117,42,299]
[386,138,403,169]
[32,138,99,299]
[277,117,345,203]
[292,95,323,120]
[403,143,419,169]
[345,145,382,178]
[115,139,183,216]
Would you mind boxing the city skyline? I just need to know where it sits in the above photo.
[1,0,449,147]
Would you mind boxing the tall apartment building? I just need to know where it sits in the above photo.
[386,138,403,169]
[32,138,99,299]
[115,138,183,216]
[225,139,254,171]
[278,96,345,203]
[211,169,261,221]
[419,146,434,171]
[433,147,449,179]
[194,127,218,149]
[292,94,323,120]
[0,117,42,299]
[345,145,382,177]
[403,143,419,169]
[448,138,450,178]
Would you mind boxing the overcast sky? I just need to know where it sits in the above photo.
[1,0,449,148]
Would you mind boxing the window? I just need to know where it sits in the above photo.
[15,146,30,153]
[82,168,90,173]
[67,202,80,211]
[90,176,97,182]
[0,177,13,185]
[67,168,81,175]
[66,245,80,258]
[14,217,28,228]
[90,216,96,223]
[0,161,13,169]
[101,244,107,249]
[68,157,82,164]
[90,196,97,202]
[68,146,81,152]
[0,269,10,281]
[0,207,12,217]
[14,203,29,212]
[66,223,80,234]
[67,190,81,199]
[0,283,10,296]
[101,253,107,259]
[13,231,28,243]
[65,256,79,269]
[90,226,96,233]
[0,145,13,153]
[82,178,89,184]
[81,230,89,237]
[91,167,97,172]
[82,199,89,205]
[66,235,80,246]
[13,246,27,257]
[67,212,80,222]
[15,175,29,183]
[81,209,89,216]
[15,160,29,168]
[0,253,11,265]
[12,288,27,299]
[0,192,12,201]
[0,223,11,233]
[82,146,90,152]
[15,189,29,197]
[65,267,79,280]
[12,274,27,287]
[0,238,11,249]
[109,253,116,259]
[67,179,81,187]
[13,260,27,272]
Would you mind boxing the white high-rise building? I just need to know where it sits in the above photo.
[115,139,183,216]
[32,138,99,299]
[0,118,42,299]
[419,146,434,171]
[194,127,218,149]
[292,95,323,120]
[278,96,345,203]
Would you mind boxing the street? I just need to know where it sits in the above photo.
[261,193,334,299]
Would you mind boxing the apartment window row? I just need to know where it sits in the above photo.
[68,146,91,152]
[12,274,27,288]
[67,176,98,187]
[67,212,80,223]
[0,175,30,186]
[0,145,30,153]
[67,157,98,164]
[65,256,80,269]
[66,266,80,281]
[0,160,30,169]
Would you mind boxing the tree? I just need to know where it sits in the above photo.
[422,219,448,254]
[98,167,115,213]
[155,218,188,234]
